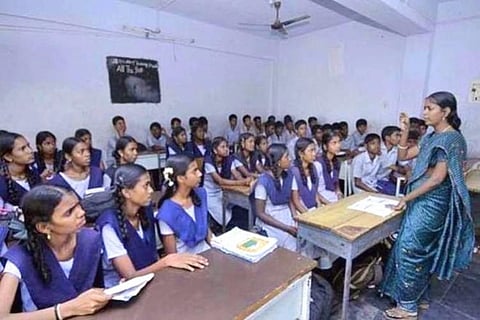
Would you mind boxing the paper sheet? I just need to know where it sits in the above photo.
[104,273,154,301]
[347,196,399,217]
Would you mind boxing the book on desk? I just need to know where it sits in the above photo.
[211,227,278,263]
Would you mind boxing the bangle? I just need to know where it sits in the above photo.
[398,144,408,150]
[54,304,63,320]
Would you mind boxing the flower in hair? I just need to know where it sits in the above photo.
[163,167,174,187]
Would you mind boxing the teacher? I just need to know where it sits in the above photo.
[380,91,474,320]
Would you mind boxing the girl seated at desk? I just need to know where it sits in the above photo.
[233,133,258,178]
[96,164,208,288]
[166,126,193,159]
[157,155,212,254]
[317,131,343,203]
[0,185,110,318]
[203,137,251,229]
[105,135,138,182]
[33,131,61,181]
[255,143,297,251]
[253,135,269,173]
[75,128,105,170]
[47,137,110,198]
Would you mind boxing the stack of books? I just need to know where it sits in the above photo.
[211,227,278,263]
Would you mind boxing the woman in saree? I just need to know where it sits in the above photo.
[380,91,474,320]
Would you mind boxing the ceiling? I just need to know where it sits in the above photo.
[120,0,351,38]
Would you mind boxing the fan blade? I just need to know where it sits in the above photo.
[238,22,271,26]
[281,15,310,26]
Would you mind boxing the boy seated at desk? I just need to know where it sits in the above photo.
[352,133,383,194]
[146,122,168,152]
[376,126,404,195]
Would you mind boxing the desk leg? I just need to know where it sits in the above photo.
[341,254,353,320]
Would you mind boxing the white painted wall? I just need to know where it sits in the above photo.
[426,0,480,156]
[0,0,277,152]
[275,22,406,134]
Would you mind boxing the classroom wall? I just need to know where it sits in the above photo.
[426,0,480,156]
[275,21,406,134]
[0,0,277,151]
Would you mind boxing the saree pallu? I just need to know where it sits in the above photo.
[380,130,474,304]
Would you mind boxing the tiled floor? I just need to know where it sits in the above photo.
[331,192,480,320]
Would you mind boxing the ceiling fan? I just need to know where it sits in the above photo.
[239,0,311,36]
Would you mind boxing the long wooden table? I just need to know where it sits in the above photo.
[76,248,317,320]
[296,192,403,320]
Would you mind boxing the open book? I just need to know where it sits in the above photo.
[104,273,154,301]
[211,227,278,263]
[347,196,399,217]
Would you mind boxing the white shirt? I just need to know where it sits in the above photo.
[341,135,354,151]
[268,134,287,145]
[59,172,111,199]
[146,133,167,149]
[105,134,119,166]
[157,205,210,254]
[352,151,380,191]
[287,137,299,160]
[224,126,241,146]
[377,143,398,181]
[351,131,367,148]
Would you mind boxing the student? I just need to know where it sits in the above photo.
[307,116,318,138]
[291,138,330,212]
[0,131,41,210]
[203,137,251,227]
[106,115,127,166]
[0,132,41,251]
[254,135,269,173]
[352,133,382,193]
[34,131,61,181]
[75,128,105,170]
[339,121,354,155]
[351,118,368,149]
[255,144,296,251]
[267,115,276,123]
[376,126,402,195]
[0,185,110,317]
[166,126,193,159]
[311,124,323,160]
[233,133,258,178]
[317,131,343,202]
[188,124,211,158]
[96,164,208,288]
[224,114,240,153]
[283,115,296,142]
[268,121,286,145]
[169,117,182,137]
[105,136,138,181]
[287,119,308,160]
[264,121,275,140]
[146,122,167,151]
[47,137,111,198]
[157,155,212,254]
[241,114,255,134]
[253,116,264,136]
[398,130,420,177]
[198,116,212,141]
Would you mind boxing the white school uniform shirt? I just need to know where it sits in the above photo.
[157,205,210,254]
[268,134,287,145]
[101,223,148,288]
[146,133,167,149]
[352,151,380,192]
[287,136,299,160]
[105,134,119,167]
[59,172,111,199]
[314,161,340,203]
[377,143,398,181]
[351,131,367,148]
[255,178,296,252]
[341,135,354,151]
[284,130,297,143]
[3,258,74,311]
[203,160,242,225]
[241,125,256,134]
[224,126,241,147]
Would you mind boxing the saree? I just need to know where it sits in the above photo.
[380,130,474,306]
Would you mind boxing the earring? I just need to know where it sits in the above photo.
[46,233,51,240]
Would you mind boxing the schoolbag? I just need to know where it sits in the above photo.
[81,188,117,223]
[0,207,27,241]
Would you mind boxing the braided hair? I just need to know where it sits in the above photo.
[158,155,201,209]
[266,144,289,191]
[236,132,256,172]
[22,185,71,283]
[321,131,341,174]
[35,131,61,172]
[211,137,231,178]
[0,131,39,205]
[294,137,317,187]
[113,164,151,241]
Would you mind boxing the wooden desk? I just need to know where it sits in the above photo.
[135,151,166,170]
[296,192,403,320]
[222,185,253,232]
[77,248,317,320]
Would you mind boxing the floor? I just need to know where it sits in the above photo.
[331,192,480,320]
